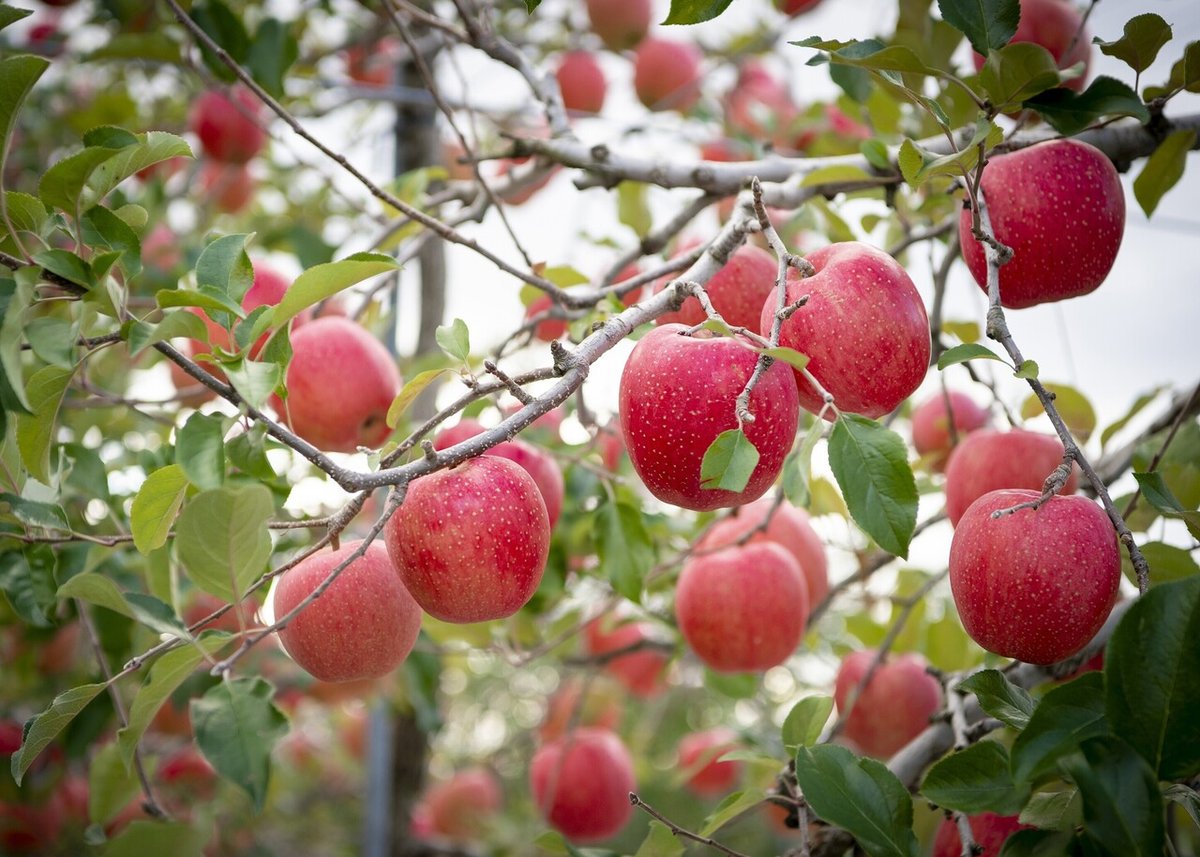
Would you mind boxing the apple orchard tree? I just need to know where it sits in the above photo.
[0,0,1198,855]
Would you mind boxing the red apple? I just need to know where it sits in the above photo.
[619,323,800,511]
[949,490,1119,664]
[910,391,990,470]
[598,419,625,472]
[0,720,23,755]
[834,651,942,758]
[274,540,422,682]
[159,747,217,800]
[726,61,797,144]
[345,38,401,87]
[494,158,557,205]
[556,51,607,114]
[189,87,266,164]
[198,161,255,214]
[425,768,502,841]
[678,727,742,796]
[943,429,1078,526]
[971,0,1091,91]
[583,616,670,697]
[34,621,80,674]
[188,262,298,359]
[151,697,192,737]
[181,591,260,633]
[585,0,651,51]
[525,293,568,341]
[655,245,778,331]
[775,0,825,14]
[959,139,1124,309]
[634,38,703,113]
[933,812,1033,857]
[385,456,550,623]
[142,224,182,272]
[539,677,623,742]
[697,496,829,605]
[761,241,930,419]
[676,542,808,672]
[531,728,636,843]
[270,316,402,453]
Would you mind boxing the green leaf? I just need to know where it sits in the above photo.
[704,669,758,699]
[1025,76,1152,136]
[192,676,288,812]
[0,275,34,412]
[595,499,654,603]
[0,6,33,32]
[0,495,69,531]
[1100,388,1163,449]
[1095,14,1172,74]
[435,317,471,363]
[130,464,188,555]
[999,829,1082,856]
[86,32,184,64]
[698,789,763,837]
[3,191,49,241]
[1105,575,1200,779]
[82,205,142,276]
[1144,41,1200,99]
[1019,789,1081,831]
[699,428,761,493]
[89,741,143,825]
[127,311,207,357]
[782,695,833,751]
[102,820,207,857]
[828,414,918,558]
[861,139,891,170]
[195,233,254,308]
[1133,129,1195,218]
[177,413,226,491]
[937,0,1020,55]
[386,368,450,429]
[192,0,250,80]
[794,744,918,857]
[25,317,76,370]
[246,18,297,99]
[155,286,244,320]
[1163,783,1200,829]
[783,417,824,509]
[16,365,73,484]
[801,164,876,188]
[1,56,51,186]
[0,546,58,628]
[979,42,1063,109]
[635,821,685,857]
[11,683,107,785]
[1013,359,1039,380]
[39,147,122,215]
[175,483,273,602]
[897,119,1002,186]
[85,131,191,205]
[270,253,399,329]
[759,346,810,372]
[32,248,93,289]
[958,668,1035,730]
[1131,471,1200,540]
[617,181,652,238]
[1060,737,1164,857]
[921,740,1029,814]
[1019,383,1095,442]
[57,572,136,621]
[1122,540,1199,585]
[223,359,280,411]
[523,0,541,11]
[937,342,1006,370]
[662,0,734,25]
[1010,673,1107,786]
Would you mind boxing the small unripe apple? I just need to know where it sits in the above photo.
[539,676,623,742]
[198,161,256,214]
[584,616,670,697]
[619,324,800,511]
[190,87,267,164]
[274,540,422,682]
[271,316,402,453]
[676,542,808,673]
[697,496,829,605]
[678,727,742,796]
[834,651,941,758]
[634,38,703,113]
[556,51,607,114]
[385,456,550,623]
[959,139,1124,308]
[932,812,1032,857]
[655,245,778,331]
[949,490,1119,664]
[531,728,636,843]
[943,429,1078,526]
[585,0,651,51]
[425,768,502,841]
[762,242,930,419]
[910,391,990,470]
[971,0,1091,91]
[775,0,825,15]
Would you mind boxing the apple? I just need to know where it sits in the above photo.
[189,87,267,164]
[598,418,625,472]
[971,0,1091,92]
[189,262,298,360]
[634,38,703,113]
[556,51,606,114]
[585,0,651,51]
[198,161,256,214]
[725,61,796,144]
[910,391,990,470]
[0,720,23,755]
[676,542,808,672]
[834,651,941,758]
[345,38,400,87]
[410,800,434,839]
[959,139,1124,309]
[530,728,635,843]
[762,241,930,419]
[141,224,182,272]
[775,0,825,15]
[619,323,800,511]
[159,747,217,800]
[273,539,422,682]
[583,616,670,697]
[697,495,829,605]
[949,489,1119,664]
[525,293,568,341]
[655,244,778,332]
[933,812,1033,857]
[943,429,1078,526]
[442,137,475,181]
[425,767,502,841]
[151,697,192,737]
[539,676,623,742]
[678,727,742,796]
[385,456,550,623]
[494,158,557,205]
[34,621,80,674]
[136,155,186,184]
[270,316,402,453]
[502,401,567,440]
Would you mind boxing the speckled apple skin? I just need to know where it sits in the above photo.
[971,0,1092,92]
[959,139,1124,308]
[678,727,742,796]
[619,324,800,512]
[275,540,422,683]
[655,245,778,330]
[949,490,1120,665]
[530,728,636,843]
[761,241,930,419]
[944,429,1078,526]
[697,496,829,604]
[933,812,1032,857]
[834,650,942,759]
[384,456,550,624]
[675,542,808,672]
[910,390,990,470]
[270,316,401,453]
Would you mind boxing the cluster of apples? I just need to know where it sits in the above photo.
[188,86,266,214]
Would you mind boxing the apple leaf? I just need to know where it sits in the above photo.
[937,0,1020,56]
[595,499,654,603]
[782,695,833,751]
[1121,540,1199,586]
[223,358,281,411]
[782,417,825,509]
[958,668,1035,730]
[1100,388,1163,450]
[245,18,297,99]
[435,317,471,364]
[617,181,652,238]
[22,317,72,370]
[1133,129,1196,218]
[0,274,35,413]
[704,669,758,699]
[1024,76,1151,136]
[979,42,1063,110]
[0,55,49,191]
[1019,789,1081,832]
[1143,41,1200,99]
[1131,472,1200,540]
[699,428,760,493]
[386,368,450,429]
[1010,673,1107,786]
[1095,13,1172,74]
[192,677,288,812]
[1001,830,1084,856]
[635,820,685,857]
[698,788,763,837]
[39,146,126,216]
[920,740,1029,815]
[83,131,192,207]
[16,365,72,484]
[195,233,255,309]
[102,820,208,857]
[1163,784,1200,829]
[523,0,541,11]
[31,248,93,290]
[270,253,400,329]
[936,342,1006,371]
[1105,575,1200,779]
[828,414,918,558]
[0,495,69,532]
[1013,359,1039,380]
[175,483,273,602]
[130,464,188,555]
[0,546,58,628]
[0,6,33,32]
[177,412,227,491]
[89,741,144,826]
[155,285,245,320]
[1060,737,1165,857]
[898,119,1001,187]
[81,205,142,276]
[759,345,810,372]
[1019,383,1095,441]
[794,744,918,857]
[662,0,734,26]
[11,683,107,785]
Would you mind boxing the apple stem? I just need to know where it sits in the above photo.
[952,810,981,857]
[628,791,753,857]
